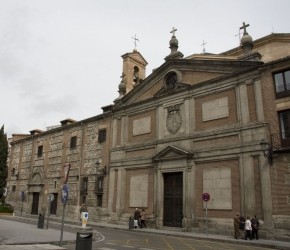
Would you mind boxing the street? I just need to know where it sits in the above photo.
[64,227,277,250]
[0,217,287,250]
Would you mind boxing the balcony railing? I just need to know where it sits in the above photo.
[271,133,290,152]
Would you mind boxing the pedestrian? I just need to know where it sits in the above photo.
[133,208,141,228]
[140,209,147,228]
[251,215,259,240]
[239,214,245,238]
[244,216,252,240]
[234,212,241,239]
[79,204,87,221]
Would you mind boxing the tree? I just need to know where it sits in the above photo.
[0,125,8,202]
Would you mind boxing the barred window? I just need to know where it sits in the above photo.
[37,145,43,157]
[97,195,103,207]
[82,177,88,191]
[98,129,106,143]
[70,136,77,148]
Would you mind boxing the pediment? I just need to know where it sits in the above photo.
[154,82,191,98]
[113,58,260,109]
[152,145,193,162]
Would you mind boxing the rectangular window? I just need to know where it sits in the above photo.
[97,195,103,207]
[83,177,88,191]
[279,110,290,148]
[70,136,77,148]
[37,145,43,157]
[80,177,88,195]
[95,177,104,193]
[98,129,106,143]
[274,69,290,98]
[82,196,86,205]
[12,186,16,192]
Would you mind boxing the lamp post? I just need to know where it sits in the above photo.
[260,139,274,165]
[95,160,107,177]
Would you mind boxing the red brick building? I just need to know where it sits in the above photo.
[6,24,290,239]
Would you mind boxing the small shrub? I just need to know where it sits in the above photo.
[0,203,14,213]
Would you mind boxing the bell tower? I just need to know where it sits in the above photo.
[120,47,148,95]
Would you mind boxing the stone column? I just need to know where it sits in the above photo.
[116,168,126,216]
[112,119,118,147]
[184,159,194,230]
[122,116,128,145]
[254,79,265,122]
[156,105,165,140]
[107,169,116,213]
[120,117,125,146]
[236,82,250,125]
[184,98,192,134]
[155,164,164,228]
[241,154,255,215]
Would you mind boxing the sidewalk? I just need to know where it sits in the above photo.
[1,214,290,250]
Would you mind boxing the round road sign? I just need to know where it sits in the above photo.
[48,193,54,202]
[61,184,69,205]
[202,192,210,202]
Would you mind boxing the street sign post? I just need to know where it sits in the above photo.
[202,193,210,235]
[60,184,69,246]
[20,191,25,215]
[47,193,54,229]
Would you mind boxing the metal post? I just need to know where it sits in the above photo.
[59,204,66,246]
[206,201,208,235]
[21,200,23,216]
[47,199,51,229]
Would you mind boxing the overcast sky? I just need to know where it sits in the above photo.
[0,0,289,137]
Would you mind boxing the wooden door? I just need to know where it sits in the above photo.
[163,172,183,227]
[31,192,39,215]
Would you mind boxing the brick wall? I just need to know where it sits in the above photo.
[195,159,240,218]
[271,156,290,215]
[195,88,238,131]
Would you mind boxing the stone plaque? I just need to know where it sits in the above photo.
[202,97,229,121]
[203,167,232,210]
[133,117,151,136]
[129,174,148,207]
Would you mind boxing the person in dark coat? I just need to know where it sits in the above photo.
[234,213,241,239]
[140,209,147,228]
[133,208,141,228]
[239,214,246,238]
[251,215,260,240]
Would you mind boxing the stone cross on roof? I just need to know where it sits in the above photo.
[120,72,126,81]
[240,22,249,34]
[201,40,207,54]
[131,34,139,49]
[170,27,177,37]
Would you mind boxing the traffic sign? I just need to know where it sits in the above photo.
[20,191,25,202]
[61,184,69,205]
[48,193,54,202]
[202,192,210,202]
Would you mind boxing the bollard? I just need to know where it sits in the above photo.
[75,230,93,250]
[37,214,45,229]
[129,216,134,229]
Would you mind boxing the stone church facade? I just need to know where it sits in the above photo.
[5,25,290,239]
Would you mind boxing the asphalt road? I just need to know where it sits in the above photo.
[0,217,287,250]
[63,227,278,250]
